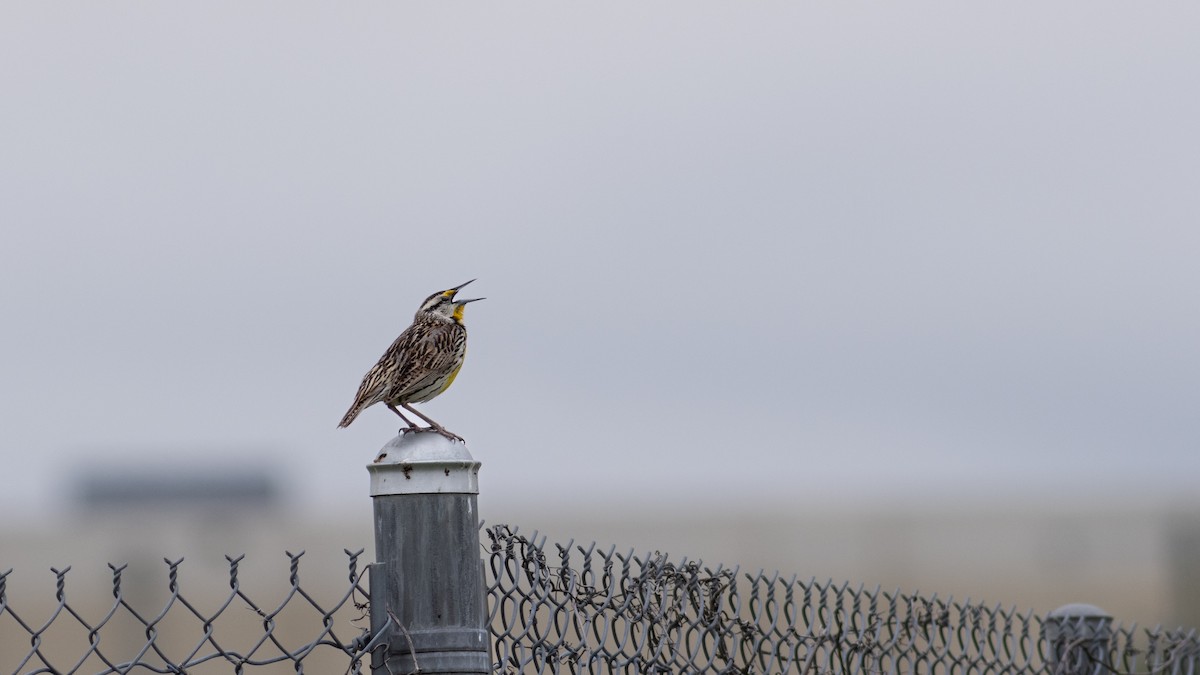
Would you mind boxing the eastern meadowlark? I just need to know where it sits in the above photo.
[337,279,483,441]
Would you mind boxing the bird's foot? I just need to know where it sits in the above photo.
[398,426,420,434]
[408,425,464,442]
[432,426,465,443]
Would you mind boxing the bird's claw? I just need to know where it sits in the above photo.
[436,430,465,443]
[404,426,464,443]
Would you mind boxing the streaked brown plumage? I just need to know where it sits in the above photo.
[338,280,483,441]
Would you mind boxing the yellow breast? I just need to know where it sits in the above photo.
[438,360,464,394]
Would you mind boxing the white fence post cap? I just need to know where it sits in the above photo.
[366,432,480,496]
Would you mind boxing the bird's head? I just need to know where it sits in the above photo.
[417,279,485,323]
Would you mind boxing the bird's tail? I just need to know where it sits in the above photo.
[337,400,367,428]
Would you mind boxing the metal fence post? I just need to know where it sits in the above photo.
[1042,603,1113,675]
[367,432,488,675]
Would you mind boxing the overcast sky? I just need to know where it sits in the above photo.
[1,2,1197,523]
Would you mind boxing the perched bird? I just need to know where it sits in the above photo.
[338,280,484,441]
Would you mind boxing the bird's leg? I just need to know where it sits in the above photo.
[387,404,421,433]
[400,403,464,442]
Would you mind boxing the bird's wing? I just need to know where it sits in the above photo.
[338,352,395,426]
[348,359,390,406]
[386,322,463,396]
[343,324,421,407]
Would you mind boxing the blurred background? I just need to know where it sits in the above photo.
[2,0,1198,655]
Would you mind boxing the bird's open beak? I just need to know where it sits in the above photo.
[446,279,476,298]
[457,297,485,304]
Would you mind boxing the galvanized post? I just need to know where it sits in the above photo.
[367,432,488,675]
[1042,603,1113,675]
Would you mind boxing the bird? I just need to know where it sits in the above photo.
[337,279,484,441]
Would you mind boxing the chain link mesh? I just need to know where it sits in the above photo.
[3,525,1199,674]
[484,525,1200,675]
[0,549,376,675]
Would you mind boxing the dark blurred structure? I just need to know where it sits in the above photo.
[75,468,279,513]
[1168,512,1200,630]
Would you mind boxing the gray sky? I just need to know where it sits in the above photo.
[2,2,1198,521]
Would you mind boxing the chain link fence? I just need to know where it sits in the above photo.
[3,524,1199,674]
[484,525,1200,675]
[484,526,1200,672]
[0,550,376,675]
